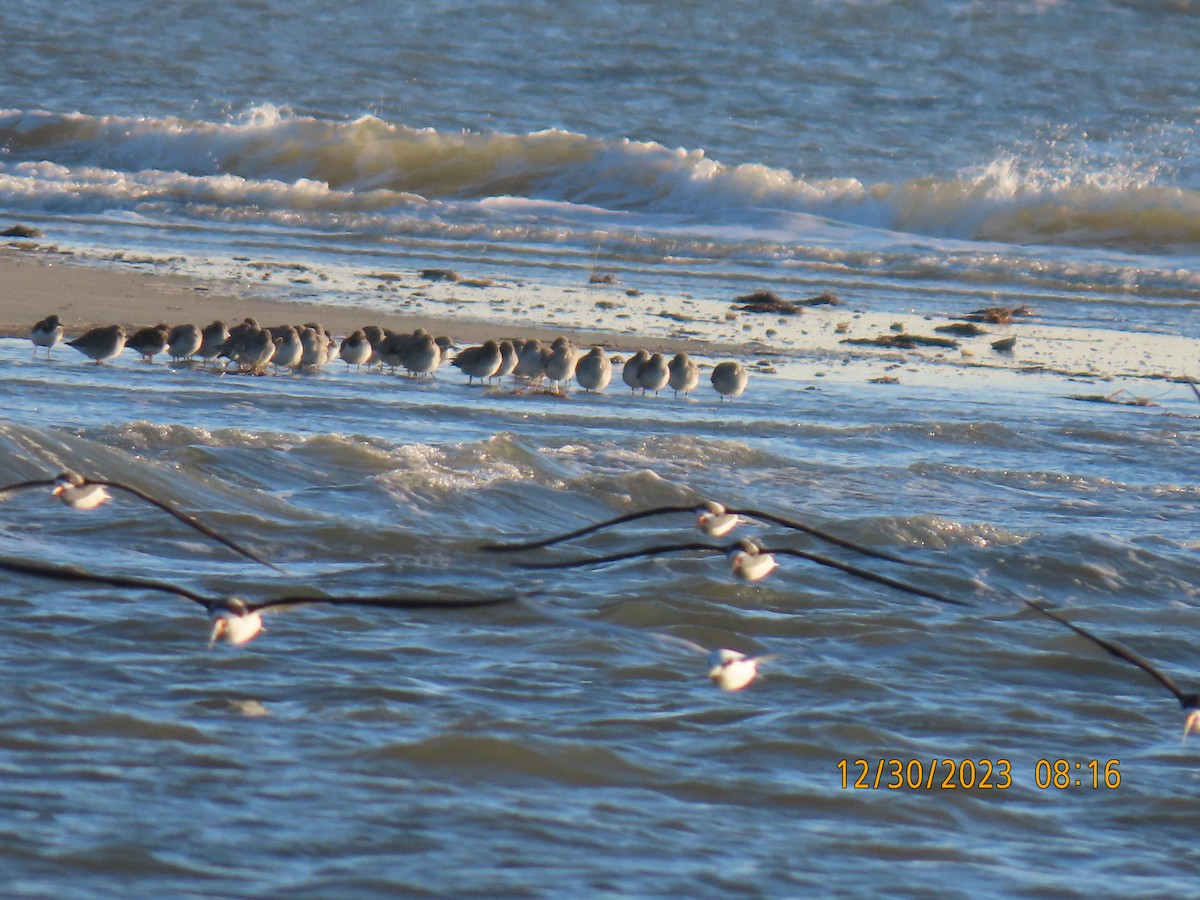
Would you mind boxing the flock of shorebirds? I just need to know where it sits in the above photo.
[28,314,750,399]
[1,466,1197,733]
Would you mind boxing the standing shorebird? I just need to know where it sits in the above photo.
[636,352,671,396]
[30,315,63,358]
[453,340,503,385]
[622,349,651,393]
[0,556,520,647]
[402,332,443,378]
[711,361,748,401]
[542,340,578,392]
[128,324,170,363]
[668,352,700,398]
[68,324,127,364]
[166,323,203,361]
[339,330,372,371]
[271,325,304,372]
[0,470,281,570]
[196,320,230,365]
[575,346,613,393]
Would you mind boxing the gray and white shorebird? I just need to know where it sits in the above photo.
[128,324,170,363]
[0,470,280,570]
[481,497,934,568]
[575,346,613,393]
[667,352,700,398]
[236,326,276,373]
[711,361,748,401]
[622,349,651,393]
[453,340,503,384]
[68,324,127,364]
[271,325,304,371]
[0,555,519,647]
[1023,599,1200,741]
[514,339,546,380]
[166,323,203,361]
[30,314,63,358]
[402,332,443,378]
[496,340,519,381]
[196,320,230,364]
[512,537,967,604]
[299,326,329,371]
[339,330,372,371]
[636,352,671,396]
[541,339,578,392]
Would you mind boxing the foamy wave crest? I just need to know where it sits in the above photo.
[4,107,1200,250]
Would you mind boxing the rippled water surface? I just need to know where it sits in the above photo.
[2,338,1200,897]
[5,0,1200,894]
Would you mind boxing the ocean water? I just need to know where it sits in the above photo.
[3,1,1200,896]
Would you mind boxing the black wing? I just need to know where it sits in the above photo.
[1024,601,1187,705]
[0,555,211,606]
[1188,378,1200,405]
[512,541,723,570]
[0,479,56,499]
[95,480,282,572]
[769,546,968,606]
[733,507,938,569]
[480,505,697,552]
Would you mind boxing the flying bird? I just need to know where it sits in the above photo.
[1023,599,1200,741]
[512,537,967,606]
[481,499,933,568]
[0,555,519,646]
[0,470,280,571]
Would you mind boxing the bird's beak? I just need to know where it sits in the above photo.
[1183,709,1200,743]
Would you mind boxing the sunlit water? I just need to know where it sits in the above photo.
[4,0,1200,894]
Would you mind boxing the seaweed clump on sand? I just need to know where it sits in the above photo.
[840,333,960,350]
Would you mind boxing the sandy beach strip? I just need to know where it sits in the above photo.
[0,244,748,357]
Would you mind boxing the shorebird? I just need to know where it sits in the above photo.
[496,340,519,381]
[0,470,280,571]
[271,325,303,371]
[1023,600,1200,740]
[636,352,671,396]
[128,324,170,362]
[542,340,578,392]
[707,647,780,692]
[0,556,519,646]
[668,352,700,398]
[339,330,372,371]
[196,320,230,365]
[402,332,442,378]
[575,346,613,393]
[622,349,651,393]
[30,314,63,358]
[711,361,748,400]
[481,498,931,568]
[362,324,388,368]
[166,323,203,361]
[514,339,545,380]
[68,324,127,364]
[299,326,329,371]
[512,537,966,604]
[453,340,503,384]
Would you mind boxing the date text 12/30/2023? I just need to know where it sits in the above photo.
[836,759,1121,790]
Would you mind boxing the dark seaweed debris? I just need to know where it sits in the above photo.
[841,333,960,350]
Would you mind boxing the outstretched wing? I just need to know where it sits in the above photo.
[96,480,282,572]
[769,546,968,606]
[511,541,723,570]
[0,555,211,606]
[247,592,522,613]
[0,479,57,500]
[480,505,697,552]
[1024,600,1186,705]
[735,507,938,569]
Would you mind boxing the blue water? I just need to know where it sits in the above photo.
[3,2,1200,896]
